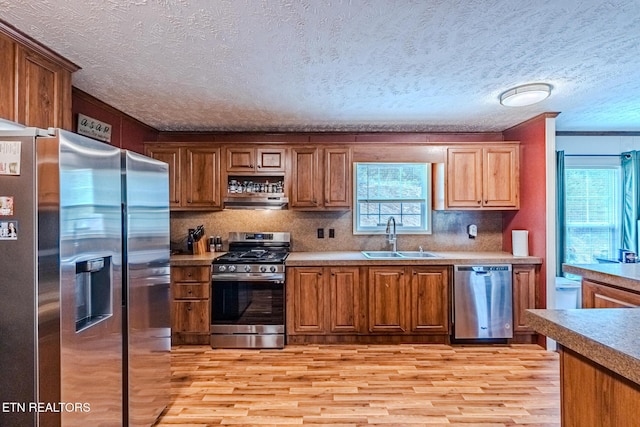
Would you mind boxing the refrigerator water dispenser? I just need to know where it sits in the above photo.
[75,256,113,332]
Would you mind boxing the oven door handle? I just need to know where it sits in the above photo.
[212,274,285,283]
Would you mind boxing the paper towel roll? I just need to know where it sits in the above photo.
[512,230,529,257]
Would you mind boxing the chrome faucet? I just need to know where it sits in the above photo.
[385,216,397,252]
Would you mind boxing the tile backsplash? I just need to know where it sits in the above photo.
[170,210,503,253]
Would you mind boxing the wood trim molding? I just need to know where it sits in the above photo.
[502,112,560,134]
[73,87,158,132]
[0,19,80,72]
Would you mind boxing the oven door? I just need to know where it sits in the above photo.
[210,274,284,348]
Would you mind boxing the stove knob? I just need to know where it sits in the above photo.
[260,265,267,273]
[218,265,226,272]
[244,265,252,272]
[228,265,236,272]
[270,266,277,273]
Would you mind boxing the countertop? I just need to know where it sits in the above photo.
[170,252,220,266]
[525,308,640,386]
[285,251,542,266]
[563,263,640,293]
[171,250,542,267]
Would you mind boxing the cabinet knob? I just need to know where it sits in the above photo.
[477,200,481,204]
[187,304,192,311]
[484,200,488,203]
[250,164,254,168]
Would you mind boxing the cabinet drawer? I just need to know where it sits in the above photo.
[172,282,210,299]
[171,300,209,333]
[172,266,210,282]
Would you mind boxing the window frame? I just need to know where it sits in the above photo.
[352,162,432,235]
[564,159,622,264]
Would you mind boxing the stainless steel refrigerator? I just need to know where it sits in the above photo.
[0,126,170,427]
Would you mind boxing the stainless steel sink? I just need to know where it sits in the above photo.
[361,251,405,259]
[397,251,439,258]
[361,250,439,259]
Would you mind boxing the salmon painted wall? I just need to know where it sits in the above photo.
[71,88,158,153]
[502,115,552,315]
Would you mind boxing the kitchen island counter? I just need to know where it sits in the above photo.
[525,308,640,386]
[286,251,542,266]
[525,308,640,425]
[563,263,640,294]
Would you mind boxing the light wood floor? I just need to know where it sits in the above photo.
[155,344,560,426]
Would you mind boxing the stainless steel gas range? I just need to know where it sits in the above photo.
[210,232,290,349]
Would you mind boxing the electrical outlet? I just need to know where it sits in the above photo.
[329,228,335,238]
[317,228,324,238]
[467,224,477,239]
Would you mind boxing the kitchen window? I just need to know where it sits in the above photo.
[564,162,621,263]
[353,163,432,234]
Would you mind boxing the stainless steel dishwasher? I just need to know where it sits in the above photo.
[453,265,513,339]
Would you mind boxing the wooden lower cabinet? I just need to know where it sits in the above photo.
[328,267,362,333]
[560,345,640,427]
[287,267,326,334]
[409,266,450,333]
[287,265,450,344]
[513,265,538,335]
[287,266,362,336]
[171,265,211,345]
[582,279,640,308]
[368,267,407,333]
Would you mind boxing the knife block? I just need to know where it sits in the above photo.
[193,238,207,255]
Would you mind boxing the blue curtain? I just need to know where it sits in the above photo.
[621,151,640,254]
[556,151,565,276]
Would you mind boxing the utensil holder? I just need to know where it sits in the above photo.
[193,238,207,255]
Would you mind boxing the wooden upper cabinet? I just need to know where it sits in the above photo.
[184,146,221,208]
[446,147,483,208]
[324,148,352,209]
[290,147,322,208]
[226,146,286,173]
[445,144,519,210]
[0,33,16,121]
[1,26,77,129]
[145,143,221,211]
[145,145,181,207]
[290,146,352,210]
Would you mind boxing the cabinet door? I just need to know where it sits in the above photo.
[291,147,321,208]
[483,146,519,208]
[409,266,449,333]
[582,279,640,308]
[0,33,15,121]
[16,46,73,130]
[288,267,326,334]
[171,300,209,333]
[446,148,483,208]
[256,147,286,173]
[146,145,182,208]
[368,267,407,333]
[226,147,255,172]
[324,148,352,209]
[513,265,537,333]
[184,146,221,208]
[328,267,361,333]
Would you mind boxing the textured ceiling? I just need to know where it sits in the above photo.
[2,0,640,132]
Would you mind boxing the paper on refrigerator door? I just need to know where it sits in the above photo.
[0,141,21,175]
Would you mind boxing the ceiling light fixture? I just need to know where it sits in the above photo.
[499,83,552,107]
